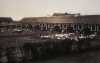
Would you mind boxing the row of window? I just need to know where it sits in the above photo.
[34,23,100,32]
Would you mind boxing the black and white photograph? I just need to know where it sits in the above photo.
[0,0,100,63]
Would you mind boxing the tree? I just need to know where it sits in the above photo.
[82,27,91,36]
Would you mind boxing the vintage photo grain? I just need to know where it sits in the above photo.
[0,0,100,63]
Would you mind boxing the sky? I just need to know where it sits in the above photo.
[0,0,100,20]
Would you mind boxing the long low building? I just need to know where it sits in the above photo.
[20,13,100,33]
[0,13,100,33]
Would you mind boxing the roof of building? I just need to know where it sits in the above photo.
[0,17,13,22]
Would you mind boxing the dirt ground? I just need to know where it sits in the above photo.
[33,49,100,63]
